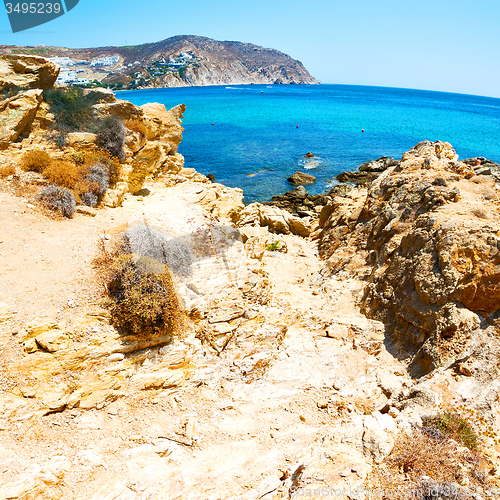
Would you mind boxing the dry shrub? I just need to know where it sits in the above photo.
[43,160,80,189]
[105,254,181,336]
[0,163,16,178]
[39,184,76,218]
[124,118,146,135]
[72,146,121,187]
[21,150,52,172]
[94,225,183,338]
[422,412,479,451]
[368,425,490,500]
[96,115,126,161]
[78,162,110,207]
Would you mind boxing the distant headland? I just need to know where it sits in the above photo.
[0,35,319,90]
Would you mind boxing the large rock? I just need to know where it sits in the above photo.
[237,202,311,236]
[140,103,186,146]
[359,156,398,173]
[287,171,316,185]
[96,102,187,204]
[319,140,500,376]
[0,89,43,149]
[195,183,245,222]
[337,156,399,185]
[0,55,59,90]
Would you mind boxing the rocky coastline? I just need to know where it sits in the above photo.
[1,54,500,499]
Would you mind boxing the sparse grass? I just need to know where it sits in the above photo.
[0,84,26,100]
[43,87,100,134]
[20,150,52,173]
[266,240,282,251]
[422,412,478,451]
[367,425,488,500]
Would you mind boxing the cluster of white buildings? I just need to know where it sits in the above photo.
[49,55,121,86]
[90,56,120,67]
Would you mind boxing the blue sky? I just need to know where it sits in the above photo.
[1,0,499,98]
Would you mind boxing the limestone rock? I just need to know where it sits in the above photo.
[208,307,245,324]
[287,171,317,185]
[140,103,186,146]
[0,89,43,149]
[319,141,499,376]
[359,156,398,173]
[34,329,69,352]
[0,54,59,90]
[93,99,143,121]
[76,205,97,217]
[83,87,116,103]
[24,318,58,339]
[237,202,311,237]
[195,183,245,222]
[66,132,96,146]
[362,416,394,463]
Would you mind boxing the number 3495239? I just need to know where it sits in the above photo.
[5,3,62,14]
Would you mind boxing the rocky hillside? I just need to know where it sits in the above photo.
[2,55,500,500]
[0,35,319,90]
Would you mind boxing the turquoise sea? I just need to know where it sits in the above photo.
[119,85,500,203]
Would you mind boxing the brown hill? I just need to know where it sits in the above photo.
[0,35,319,89]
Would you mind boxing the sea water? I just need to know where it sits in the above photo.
[120,84,500,203]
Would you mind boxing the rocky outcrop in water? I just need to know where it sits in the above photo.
[319,141,500,377]
[337,156,398,185]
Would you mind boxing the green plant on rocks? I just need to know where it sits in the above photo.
[422,412,478,450]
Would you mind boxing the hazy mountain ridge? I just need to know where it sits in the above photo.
[0,35,319,89]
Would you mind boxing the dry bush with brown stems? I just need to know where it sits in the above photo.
[0,163,16,178]
[20,150,52,172]
[42,160,81,189]
[94,226,183,338]
[71,146,121,187]
[367,425,490,500]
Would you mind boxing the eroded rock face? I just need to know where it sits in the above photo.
[0,54,59,90]
[319,141,500,376]
[237,202,312,237]
[0,89,43,149]
[337,156,399,185]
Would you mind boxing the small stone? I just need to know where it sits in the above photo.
[299,415,306,422]
[23,337,38,353]
[106,353,125,363]
[76,206,97,217]
[317,399,329,409]
[35,330,69,352]
[340,467,353,477]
